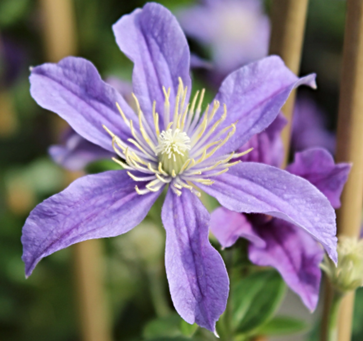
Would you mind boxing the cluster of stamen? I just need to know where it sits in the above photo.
[103,78,252,196]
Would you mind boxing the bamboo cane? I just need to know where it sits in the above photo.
[269,0,309,167]
[39,1,112,340]
[266,3,309,341]
[334,1,363,340]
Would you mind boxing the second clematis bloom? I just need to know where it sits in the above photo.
[22,3,338,332]
[211,148,351,311]
[178,0,270,81]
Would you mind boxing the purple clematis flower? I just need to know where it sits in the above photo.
[22,3,337,332]
[49,77,132,171]
[48,127,113,171]
[237,113,286,167]
[1,34,27,87]
[178,0,270,83]
[291,96,336,154]
[211,148,350,311]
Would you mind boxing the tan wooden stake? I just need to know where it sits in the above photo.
[269,0,309,167]
[333,1,363,340]
[264,3,309,339]
[265,3,309,341]
[39,1,112,340]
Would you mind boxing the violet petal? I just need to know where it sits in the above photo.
[212,56,316,156]
[249,218,324,311]
[238,113,287,167]
[286,148,351,209]
[210,207,265,248]
[162,188,229,332]
[113,3,191,127]
[199,162,337,263]
[22,170,162,277]
[30,57,134,152]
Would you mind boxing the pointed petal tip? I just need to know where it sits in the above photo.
[299,73,317,89]
[310,75,317,89]
[24,259,36,279]
[214,330,220,338]
[329,245,338,266]
[162,189,229,335]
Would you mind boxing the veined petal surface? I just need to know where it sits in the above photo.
[210,207,265,248]
[22,170,162,277]
[30,57,135,152]
[200,162,337,263]
[162,188,229,332]
[286,148,351,209]
[113,2,191,126]
[248,218,324,311]
[238,113,286,167]
[212,56,316,155]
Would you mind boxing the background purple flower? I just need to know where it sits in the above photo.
[211,148,351,311]
[178,0,270,83]
[0,34,26,87]
[237,113,286,167]
[291,95,336,154]
[48,128,113,171]
[22,2,335,333]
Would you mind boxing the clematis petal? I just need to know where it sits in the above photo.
[162,188,229,332]
[113,3,191,125]
[238,113,286,167]
[49,128,113,171]
[210,207,265,248]
[286,148,351,209]
[248,218,324,311]
[199,162,337,263]
[22,170,162,277]
[212,56,316,156]
[30,57,135,152]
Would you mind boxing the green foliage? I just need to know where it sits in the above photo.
[0,0,30,27]
[147,338,192,341]
[180,320,198,338]
[232,269,286,335]
[143,314,199,340]
[143,315,183,339]
[352,287,363,341]
[256,316,307,336]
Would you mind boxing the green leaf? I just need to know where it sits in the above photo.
[0,0,29,27]
[256,316,308,336]
[148,337,192,341]
[143,314,182,339]
[232,269,286,334]
[180,319,198,337]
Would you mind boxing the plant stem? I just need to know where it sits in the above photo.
[147,264,170,318]
[327,291,343,341]
[223,249,234,341]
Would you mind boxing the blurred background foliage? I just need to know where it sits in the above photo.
[0,0,362,340]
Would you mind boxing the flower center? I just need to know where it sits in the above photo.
[103,78,252,197]
[156,128,191,175]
